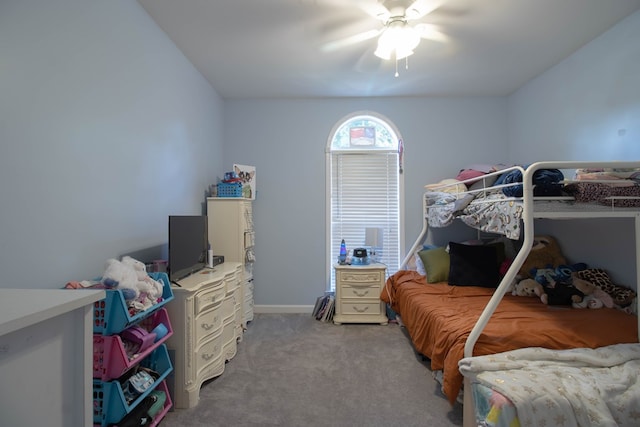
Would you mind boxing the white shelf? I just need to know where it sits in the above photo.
[0,288,105,337]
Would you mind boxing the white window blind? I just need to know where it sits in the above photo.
[329,150,400,290]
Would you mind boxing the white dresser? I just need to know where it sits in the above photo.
[333,263,388,325]
[207,198,254,326]
[166,262,242,409]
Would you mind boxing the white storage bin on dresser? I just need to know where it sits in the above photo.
[166,262,242,409]
[207,197,255,327]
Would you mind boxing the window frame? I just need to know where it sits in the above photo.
[325,111,405,291]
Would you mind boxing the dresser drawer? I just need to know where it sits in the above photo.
[194,306,223,344]
[195,285,226,314]
[339,300,383,316]
[337,269,383,284]
[195,329,224,378]
[339,283,383,299]
[221,294,235,323]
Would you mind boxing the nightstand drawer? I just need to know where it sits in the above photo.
[337,270,383,284]
[339,300,383,316]
[195,285,226,313]
[339,283,383,299]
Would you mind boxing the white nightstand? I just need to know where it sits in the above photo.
[333,263,388,325]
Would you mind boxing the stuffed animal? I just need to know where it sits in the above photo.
[512,279,548,304]
[102,256,163,311]
[102,258,140,301]
[573,294,604,309]
[533,263,588,287]
[513,277,584,306]
[543,283,585,306]
[121,256,163,300]
[570,273,614,308]
[518,235,567,278]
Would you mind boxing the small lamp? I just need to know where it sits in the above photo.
[365,227,384,263]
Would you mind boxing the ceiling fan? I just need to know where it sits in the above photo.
[322,0,449,75]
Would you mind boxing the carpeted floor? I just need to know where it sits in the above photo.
[161,313,463,427]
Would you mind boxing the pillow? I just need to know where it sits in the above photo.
[576,268,637,307]
[424,179,467,196]
[455,169,486,183]
[448,242,500,288]
[485,241,506,268]
[417,247,450,283]
[414,252,426,276]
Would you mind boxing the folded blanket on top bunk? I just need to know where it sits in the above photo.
[496,167,564,197]
[459,343,640,427]
[425,165,640,235]
[565,168,640,207]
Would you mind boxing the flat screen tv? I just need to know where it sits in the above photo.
[168,215,208,282]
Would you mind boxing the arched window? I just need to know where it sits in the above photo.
[326,111,404,290]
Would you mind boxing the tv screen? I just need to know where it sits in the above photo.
[168,215,208,282]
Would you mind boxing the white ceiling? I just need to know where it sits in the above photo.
[138,0,640,99]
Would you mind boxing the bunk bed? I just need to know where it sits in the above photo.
[381,161,640,427]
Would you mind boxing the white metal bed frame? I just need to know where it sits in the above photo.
[400,161,640,427]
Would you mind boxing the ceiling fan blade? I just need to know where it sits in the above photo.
[414,23,448,43]
[405,0,442,20]
[357,0,391,22]
[321,28,382,52]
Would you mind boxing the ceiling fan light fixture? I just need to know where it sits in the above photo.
[374,20,421,61]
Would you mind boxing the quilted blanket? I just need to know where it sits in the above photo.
[459,343,640,427]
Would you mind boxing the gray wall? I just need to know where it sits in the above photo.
[0,0,225,288]
[507,10,640,288]
[1,1,638,304]
[223,98,508,306]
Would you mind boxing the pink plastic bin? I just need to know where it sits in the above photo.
[93,308,173,381]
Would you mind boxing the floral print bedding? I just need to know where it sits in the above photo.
[427,190,524,239]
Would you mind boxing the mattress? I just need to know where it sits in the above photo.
[380,270,639,405]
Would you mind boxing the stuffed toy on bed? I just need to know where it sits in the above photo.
[513,278,583,305]
[518,235,567,278]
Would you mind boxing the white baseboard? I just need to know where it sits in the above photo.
[254,305,314,314]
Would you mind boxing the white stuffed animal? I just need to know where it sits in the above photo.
[102,258,140,301]
[102,256,163,310]
[121,256,163,300]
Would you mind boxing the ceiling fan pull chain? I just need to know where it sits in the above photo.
[395,57,399,77]
[405,56,409,70]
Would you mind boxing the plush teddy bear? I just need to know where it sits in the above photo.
[518,235,567,278]
[512,279,548,304]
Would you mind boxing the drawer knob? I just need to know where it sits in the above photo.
[202,323,213,330]
[353,290,369,297]
[353,306,369,313]
[202,349,218,361]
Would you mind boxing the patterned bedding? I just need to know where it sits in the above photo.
[425,167,640,237]
[460,343,640,427]
[564,181,640,207]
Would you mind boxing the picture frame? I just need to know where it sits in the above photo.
[233,164,256,200]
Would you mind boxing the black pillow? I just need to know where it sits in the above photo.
[448,242,500,288]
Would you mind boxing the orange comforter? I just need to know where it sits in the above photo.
[381,270,639,405]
